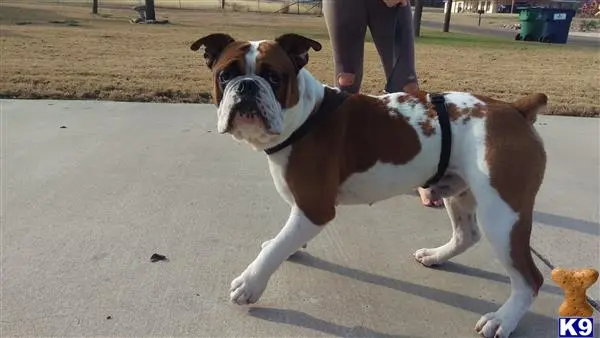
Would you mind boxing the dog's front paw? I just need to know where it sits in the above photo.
[229,269,268,305]
[475,312,517,338]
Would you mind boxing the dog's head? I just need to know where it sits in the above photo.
[190,33,322,150]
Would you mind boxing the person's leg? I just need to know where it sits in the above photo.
[366,0,418,93]
[322,0,368,94]
[367,2,441,207]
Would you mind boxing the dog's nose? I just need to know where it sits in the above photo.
[237,79,259,96]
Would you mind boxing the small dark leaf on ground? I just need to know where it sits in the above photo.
[150,253,168,262]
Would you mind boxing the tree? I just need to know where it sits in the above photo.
[145,0,156,21]
[92,0,98,14]
[413,0,424,37]
[443,0,453,32]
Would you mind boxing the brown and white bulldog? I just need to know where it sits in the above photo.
[190,33,548,338]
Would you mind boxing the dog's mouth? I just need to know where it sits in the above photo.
[221,101,279,136]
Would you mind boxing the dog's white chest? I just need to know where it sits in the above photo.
[267,148,295,206]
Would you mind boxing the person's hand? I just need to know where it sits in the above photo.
[403,82,420,97]
[383,0,409,7]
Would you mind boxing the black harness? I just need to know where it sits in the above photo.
[420,93,452,188]
[385,5,452,188]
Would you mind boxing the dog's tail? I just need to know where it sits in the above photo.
[511,93,548,124]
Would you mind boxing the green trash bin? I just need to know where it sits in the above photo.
[515,8,545,41]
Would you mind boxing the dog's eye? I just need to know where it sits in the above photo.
[262,70,281,87]
[218,70,234,84]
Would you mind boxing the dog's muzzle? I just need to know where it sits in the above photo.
[230,80,274,131]
[217,77,283,137]
[233,79,261,118]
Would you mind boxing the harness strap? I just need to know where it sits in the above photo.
[421,93,452,188]
[264,87,349,155]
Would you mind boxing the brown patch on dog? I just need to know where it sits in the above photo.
[255,41,301,109]
[470,104,487,118]
[444,101,489,124]
[419,119,436,137]
[398,94,421,109]
[397,94,410,104]
[425,107,437,120]
[209,41,251,104]
[447,103,462,121]
[419,92,490,128]
[415,90,429,105]
[284,88,422,225]
[484,102,546,294]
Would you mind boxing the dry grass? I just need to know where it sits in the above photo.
[13,0,323,14]
[1,2,598,116]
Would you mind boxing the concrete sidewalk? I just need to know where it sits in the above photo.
[2,99,599,337]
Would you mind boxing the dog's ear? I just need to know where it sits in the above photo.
[190,33,235,69]
[274,33,322,72]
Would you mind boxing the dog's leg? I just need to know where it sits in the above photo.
[261,239,306,253]
[472,187,542,338]
[414,189,480,266]
[230,206,324,305]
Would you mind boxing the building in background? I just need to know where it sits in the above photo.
[444,0,582,13]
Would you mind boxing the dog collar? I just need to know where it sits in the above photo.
[264,87,349,155]
[421,93,452,188]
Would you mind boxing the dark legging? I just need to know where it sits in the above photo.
[322,0,418,94]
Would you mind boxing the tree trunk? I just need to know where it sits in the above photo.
[443,0,453,32]
[413,0,424,37]
[92,0,98,14]
[145,0,156,21]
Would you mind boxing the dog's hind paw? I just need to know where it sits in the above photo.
[414,248,445,267]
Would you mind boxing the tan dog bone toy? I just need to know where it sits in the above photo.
[551,267,599,317]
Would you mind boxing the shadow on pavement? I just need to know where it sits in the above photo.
[533,211,599,236]
[431,261,563,296]
[248,307,415,338]
[284,252,557,337]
